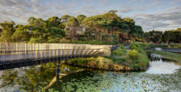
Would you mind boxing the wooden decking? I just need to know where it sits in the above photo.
[0,43,113,70]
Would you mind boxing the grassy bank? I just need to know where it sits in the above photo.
[66,57,130,71]
[149,43,181,48]
[106,42,149,70]
[151,50,181,63]
[66,42,149,71]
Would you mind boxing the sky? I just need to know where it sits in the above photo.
[0,0,181,32]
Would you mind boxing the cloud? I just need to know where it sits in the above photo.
[0,0,180,32]
[0,0,16,6]
[170,0,181,4]
[118,4,133,13]
[131,6,181,31]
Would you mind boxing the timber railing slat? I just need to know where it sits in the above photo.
[0,43,112,62]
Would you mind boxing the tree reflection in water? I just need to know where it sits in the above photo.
[0,61,181,92]
[0,62,81,92]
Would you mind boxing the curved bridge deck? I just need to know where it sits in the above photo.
[0,43,114,70]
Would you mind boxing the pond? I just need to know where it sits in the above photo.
[0,54,181,92]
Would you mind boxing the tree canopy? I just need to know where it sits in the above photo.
[0,10,146,44]
[144,28,181,44]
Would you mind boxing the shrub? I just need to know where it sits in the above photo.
[29,37,45,43]
[112,45,126,56]
[127,50,139,60]
[129,42,149,53]
[59,38,71,43]
[129,42,142,52]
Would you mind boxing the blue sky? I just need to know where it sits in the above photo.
[0,0,181,31]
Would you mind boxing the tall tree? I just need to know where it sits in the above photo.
[76,15,86,24]
[103,10,121,34]
[82,15,108,40]
[11,25,31,42]
[163,31,173,46]
[65,17,80,40]
[76,15,86,32]
[61,15,71,23]
[0,21,15,42]
[145,30,162,43]
[131,25,144,38]
[46,16,64,29]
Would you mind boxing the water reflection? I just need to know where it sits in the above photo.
[0,55,181,92]
[0,64,56,92]
[46,69,181,92]
[146,59,181,74]
[0,63,83,92]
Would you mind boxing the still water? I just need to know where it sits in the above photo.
[0,55,181,92]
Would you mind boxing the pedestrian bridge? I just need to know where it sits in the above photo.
[0,43,114,70]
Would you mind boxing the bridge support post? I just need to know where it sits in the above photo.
[56,62,60,80]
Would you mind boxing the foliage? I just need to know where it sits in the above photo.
[0,63,56,92]
[46,28,65,43]
[105,43,149,70]
[67,56,130,71]
[65,17,80,40]
[76,15,86,24]
[0,21,15,42]
[149,43,181,48]
[123,43,149,69]
[127,42,149,69]
[29,37,45,43]
[170,44,181,48]
[0,10,145,44]
[112,45,126,56]
[11,25,31,42]
[61,15,71,23]
[129,42,148,53]
[71,40,119,45]
[145,28,181,44]
[127,50,139,60]
[144,30,162,42]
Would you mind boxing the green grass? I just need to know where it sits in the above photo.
[151,50,181,63]
[170,44,181,48]
[149,43,181,48]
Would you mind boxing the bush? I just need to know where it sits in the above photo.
[127,42,149,69]
[67,42,149,70]
[108,42,149,70]
[129,42,149,53]
[112,45,126,56]
[127,50,139,60]
[59,38,71,43]
[129,42,143,52]
[29,37,45,43]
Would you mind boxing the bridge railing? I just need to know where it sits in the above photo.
[0,43,112,62]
